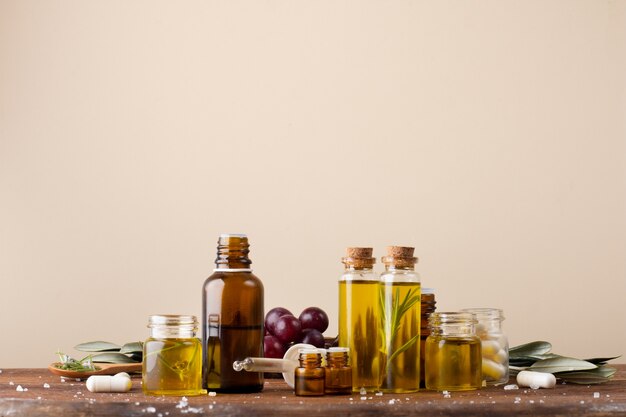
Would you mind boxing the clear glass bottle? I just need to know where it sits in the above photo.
[338,247,380,393]
[202,234,264,393]
[425,312,482,391]
[324,347,352,395]
[294,349,325,396]
[379,246,421,393]
[142,315,206,396]
[461,308,509,385]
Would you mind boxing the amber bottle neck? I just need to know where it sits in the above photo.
[214,234,252,270]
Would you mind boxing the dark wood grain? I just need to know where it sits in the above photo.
[1,366,625,416]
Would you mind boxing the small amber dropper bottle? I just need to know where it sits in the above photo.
[294,349,325,397]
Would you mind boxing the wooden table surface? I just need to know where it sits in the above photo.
[1,366,625,416]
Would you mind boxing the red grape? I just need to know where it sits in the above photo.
[273,314,302,344]
[264,335,286,359]
[265,307,293,336]
[299,328,325,348]
[299,307,329,333]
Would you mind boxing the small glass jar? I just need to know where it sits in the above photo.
[294,349,325,396]
[143,315,206,396]
[461,308,509,385]
[324,347,352,395]
[425,312,482,391]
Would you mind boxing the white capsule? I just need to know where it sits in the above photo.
[481,340,501,356]
[86,375,132,393]
[516,371,556,389]
[482,358,507,380]
[114,372,131,379]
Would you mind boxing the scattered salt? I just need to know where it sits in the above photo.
[16,385,25,392]
[145,406,156,413]
[530,384,540,390]
[529,400,535,404]
[375,392,383,396]
[504,384,519,390]
[176,397,189,409]
[388,399,396,405]
[514,397,521,404]
[208,392,216,397]
[0,370,3,373]
[208,405,213,410]
[360,396,367,400]
[359,387,367,395]
[580,400,585,404]
[349,398,353,401]
[281,396,286,399]
[37,397,42,400]
[135,402,140,406]
[9,381,14,386]
[593,392,600,399]
[75,378,81,382]
[43,383,50,388]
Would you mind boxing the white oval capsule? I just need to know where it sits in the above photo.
[86,375,132,393]
[516,370,556,389]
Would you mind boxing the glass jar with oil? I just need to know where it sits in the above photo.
[379,246,421,393]
[142,315,206,396]
[338,247,380,393]
[425,312,482,391]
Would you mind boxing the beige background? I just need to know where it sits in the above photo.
[1,0,625,368]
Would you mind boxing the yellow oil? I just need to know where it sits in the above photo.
[425,336,482,391]
[338,280,381,392]
[142,337,206,396]
[379,281,421,393]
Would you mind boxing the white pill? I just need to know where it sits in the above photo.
[86,375,132,393]
[481,340,501,356]
[516,371,556,389]
[482,359,506,380]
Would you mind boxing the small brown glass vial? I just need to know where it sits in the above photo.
[325,347,352,395]
[420,288,436,388]
[294,349,325,396]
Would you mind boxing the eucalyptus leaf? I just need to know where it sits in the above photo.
[583,356,621,365]
[530,357,597,374]
[129,353,143,362]
[509,341,552,357]
[557,367,617,385]
[74,341,121,352]
[91,352,138,364]
[120,342,143,354]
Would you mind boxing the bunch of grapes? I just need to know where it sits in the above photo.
[264,307,329,359]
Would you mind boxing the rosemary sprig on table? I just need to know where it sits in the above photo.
[55,352,99,372]
[509,341,620,384]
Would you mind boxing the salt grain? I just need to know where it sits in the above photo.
[375,392,383,396]
[360,396,367,400]
[43,383,50,388]
[593,392,600,399]
[16,385,25,392]
[359,387,367,395]
[146,406,156,413]
[388,399,396,405]
[9,381,14,386]
[208,392,216,397]
[135,402,140,406]
[580,400,585,404]
[514,397,521,404]
[504,384,519,390]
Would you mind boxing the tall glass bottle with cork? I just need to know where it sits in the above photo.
[379,246,421,393]
[202,234,264,393]
[338,247,380,393]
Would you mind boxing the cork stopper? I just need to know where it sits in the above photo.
[342,247,375,269]
[381,246,418,268]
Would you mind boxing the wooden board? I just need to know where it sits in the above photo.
[1,366,625,416]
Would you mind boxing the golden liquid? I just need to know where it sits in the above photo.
[203,272,264,393]
[379,281,421,393]
[142,338,205,396]
[338,280,381,392]
[425,336,482,391]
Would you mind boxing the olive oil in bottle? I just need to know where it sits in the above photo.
[142,315,206,396]
[202,234,264,393]
[425,312,482,391]
[338,247,381,393]
[379,246,421,393]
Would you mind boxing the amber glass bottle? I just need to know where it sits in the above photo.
[325,347,352,395]
[294,349,325,397]
[202,234,264,393]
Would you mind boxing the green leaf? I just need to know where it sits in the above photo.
[91,352,138,363]
[530,356,597,374]
[557,366,617,385]
[74,341,121,352]
[120,342,143,354]
[583,355,621,365]
[509,341,552,357]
